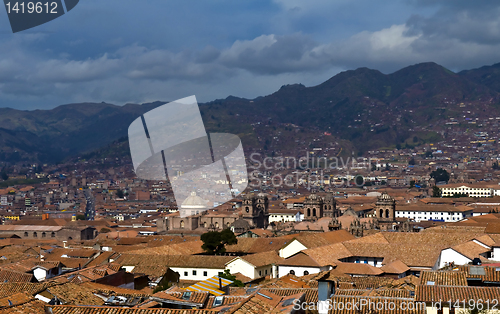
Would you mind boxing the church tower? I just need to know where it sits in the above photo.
[242,193,269,229]
[323,193,339,218]
[374,192,396,220]
[303,193,323,220]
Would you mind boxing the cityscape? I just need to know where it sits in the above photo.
[2,1,500,313]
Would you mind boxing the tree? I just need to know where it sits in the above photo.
[0,171,8,181]
[153,281,171,293]
[75,214,86,220]
[218,269,244,287]
[432,186,442,197]
[430,168,450,183]
[408,157,415,166]
[493,161,500,170]
[116,189,124,198]
[201,229,237,255]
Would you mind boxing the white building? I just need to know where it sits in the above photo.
[395,205,473,222]
[436,239,491,269]
[225,251,281,279]
[268,209,299,224]
[440,183,500,198]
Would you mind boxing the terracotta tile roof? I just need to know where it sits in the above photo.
[474,234,496,247]
[335,288,412,298]
[380,260,409,274]
[456,265,500,283]
[419,271,468,286]
[0,269,33,282]
[0,282,52,298]
[130,264,169,277]
[44,283,106,305]
[303,242,352,266]
[153,290,209,306]
[206,295,248,309]
[264,274,311,289]
[334,262,383,276]
[226,237,294,254]
[0,292,32,309]
[85,251,117,268]
[349,277,395,289]
[1,300,45,314]
[260,288,318,303]
[451,241,490,259]
[415,285,500,303]
[127,240,205,255]
[238,251,283,267]
[49,306,218,314]
[82,282,150,298]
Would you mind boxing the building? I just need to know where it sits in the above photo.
[440,183,500,197]
[0,225,97,241]
[396,204,473,222]
[161,193,270,233]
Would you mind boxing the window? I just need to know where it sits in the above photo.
[24,232,28,237]
[42,232,46,238]
[51,232,55,237]
[192,270,197,276]
[203,271,208,276]
[184,271,188,276]
[303,270,309,276]
[265,269,268,275]
[259,271,262,276]
[289,270,295,275]
[364,260,368,264]
[180,220,185,229]
[355,259,360,263]
[33,232,37,238]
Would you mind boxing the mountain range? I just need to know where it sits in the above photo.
[2,61,500,164]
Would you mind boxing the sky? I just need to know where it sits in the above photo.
[1,0,500,109]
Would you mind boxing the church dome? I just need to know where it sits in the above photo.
[181,192,208,209]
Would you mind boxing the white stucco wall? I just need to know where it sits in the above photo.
[226,259,256,279]
[278,265,321,278]
[33,268,47,281]
[170,267,224,281]
[438,248,471,269]
[279,240,307,258]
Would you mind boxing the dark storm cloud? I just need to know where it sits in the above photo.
[2,0,500,109]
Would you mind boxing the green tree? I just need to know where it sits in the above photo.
[153,281,171,293]
[116,189,124,198]
[75,214,86,220]
[493,161,500,170]
[0,171,8,181]
[430,168,450,183]
[219,269,244,287]
[432,186,442,197]
[408,157,415,166]
[201,229,237,255]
